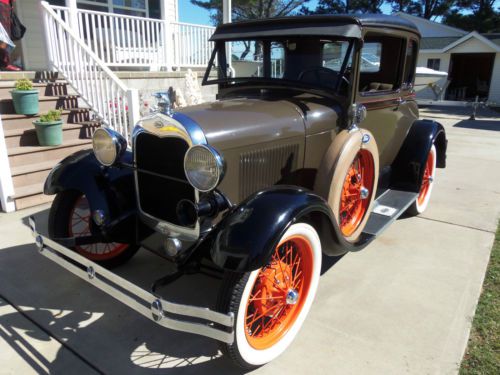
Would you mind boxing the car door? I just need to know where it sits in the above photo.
[356,34,414,169]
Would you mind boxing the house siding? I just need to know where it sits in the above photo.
[489,53,500,103]
[448,38,497,54]
[416,53,451,100]
[16,0,49,71]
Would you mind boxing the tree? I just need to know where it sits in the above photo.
[300,0,385,14]
[388,0,458,19]
[191,0,310,25]
[443,0,500,32]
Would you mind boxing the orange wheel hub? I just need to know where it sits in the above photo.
[69,195,128,261]
[417,149,435,206]
[245,236,314,350]
[339,149,375,237]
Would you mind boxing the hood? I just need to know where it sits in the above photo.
[177,98,306,151]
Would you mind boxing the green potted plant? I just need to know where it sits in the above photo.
[11,78,39,115]
[33,110,63,146]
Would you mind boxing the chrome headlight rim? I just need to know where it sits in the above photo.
[184,144,225,192]
[92,127,127,167]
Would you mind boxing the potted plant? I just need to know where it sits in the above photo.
[10,78,39,115]
[33,110,63,146]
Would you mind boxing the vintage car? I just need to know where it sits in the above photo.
[29,14,447,369]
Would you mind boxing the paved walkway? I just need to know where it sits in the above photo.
[0,106,499,374]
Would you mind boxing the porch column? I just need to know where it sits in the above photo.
[0,118,15,212]
[65,0,79,36]
[223,0,232,23]
[160,0,174,71]
[223,0,232,75]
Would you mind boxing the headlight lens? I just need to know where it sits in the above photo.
[92,128,126,166]
[184,145,224,192]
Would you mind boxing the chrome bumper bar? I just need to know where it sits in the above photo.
[28,216,234,344]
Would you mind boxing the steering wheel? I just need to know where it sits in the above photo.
[298,67,350,88]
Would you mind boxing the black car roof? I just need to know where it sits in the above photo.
[210,14,420,41]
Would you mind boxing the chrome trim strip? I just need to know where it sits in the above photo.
[29,217,234,344]
[132,112,207,241]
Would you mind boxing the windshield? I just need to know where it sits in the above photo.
[204,37,354,94]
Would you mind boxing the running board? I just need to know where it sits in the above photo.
[363,190,418,236]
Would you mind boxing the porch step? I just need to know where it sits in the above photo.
[11,160,57,190]
[3,122,99,148]
[12,183,54,211]
[0,95,81,114]
[1,108,92,131]
[8,138,93,168]
[0,81,72,97]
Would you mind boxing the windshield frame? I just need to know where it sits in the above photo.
[202,36,356,96]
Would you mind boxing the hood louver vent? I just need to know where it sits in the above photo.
[239,144,299,201]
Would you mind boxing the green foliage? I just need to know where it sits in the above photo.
[191,0,310,25]
[444,1,500,32]
[300,0,385,14]
[14,78,33,91]
[459,221,500,374]
[39,110,62,123]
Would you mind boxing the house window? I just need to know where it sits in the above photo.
[427,58,441,71]
[77,0,149,17]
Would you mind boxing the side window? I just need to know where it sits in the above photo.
[360,42,381,72]
[358,35,405,94]
[271,42,285,78]
[427,58,440,71]
[404,39,418,85]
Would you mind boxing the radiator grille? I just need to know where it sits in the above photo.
[239,144,299,200]
[135,132,195,226]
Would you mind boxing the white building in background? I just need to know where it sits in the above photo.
[14,0,179,71]
[397,13,500,103]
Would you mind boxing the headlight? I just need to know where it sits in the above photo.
[92,128,127,166]
[184,145,225,192]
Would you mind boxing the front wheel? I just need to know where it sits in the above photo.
[48,190,139,268]
[216,223,322,369]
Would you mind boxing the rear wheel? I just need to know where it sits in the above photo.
[48,190,139,268]
[216,223,322,369]
[407,145,437,216]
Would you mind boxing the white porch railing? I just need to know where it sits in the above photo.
[172,22,215,68]
[41,1,139,139]
[50,4,215,71]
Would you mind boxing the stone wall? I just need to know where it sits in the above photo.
[115,71,218,115]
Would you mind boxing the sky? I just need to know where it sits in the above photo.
[178,0,500,25]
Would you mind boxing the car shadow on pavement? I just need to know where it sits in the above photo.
[0,209,248,375]
[453,119,500,132]
[0,210,350,374]
[1,210,348,374]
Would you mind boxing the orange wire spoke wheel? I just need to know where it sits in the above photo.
[417,148,435,206]
[244,236,314,350]
[339,149,375,237]
[68,195,128,261]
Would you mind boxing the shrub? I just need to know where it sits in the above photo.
[15,78,34,91]
[39,110,62,123]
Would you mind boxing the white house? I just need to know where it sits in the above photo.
[396,13,500,103]
[15,0,179,71]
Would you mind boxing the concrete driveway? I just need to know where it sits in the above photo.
[1,106,499,375]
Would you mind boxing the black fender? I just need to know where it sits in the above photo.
[209,186,374,272]
[44,149,137,241]
[391,119,447,193]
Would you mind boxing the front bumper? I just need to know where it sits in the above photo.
[28,216,234,344]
